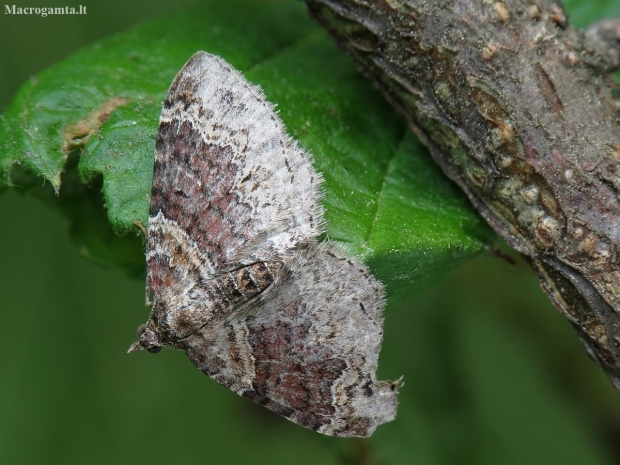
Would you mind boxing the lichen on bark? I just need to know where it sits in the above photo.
[305,0,620,388]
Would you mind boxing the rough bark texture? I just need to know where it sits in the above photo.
[304,0,620,389]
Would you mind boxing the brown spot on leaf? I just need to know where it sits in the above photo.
[62,97,130,153]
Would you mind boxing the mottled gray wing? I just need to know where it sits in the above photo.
[179,243,400,437]
[147,52,323,299]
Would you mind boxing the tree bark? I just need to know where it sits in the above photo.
[304,0,620,389]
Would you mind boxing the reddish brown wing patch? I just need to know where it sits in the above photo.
[152,119,250,270]
[245,303,349,432]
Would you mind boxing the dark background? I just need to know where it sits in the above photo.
[2,1,620,464]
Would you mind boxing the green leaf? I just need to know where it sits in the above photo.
[563,0,620,27]
[0,0,493,296]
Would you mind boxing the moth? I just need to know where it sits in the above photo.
[129,52,400,437]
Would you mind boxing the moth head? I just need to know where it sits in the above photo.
[127,323,163,354]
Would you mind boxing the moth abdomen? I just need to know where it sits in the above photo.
[210,261,282,309]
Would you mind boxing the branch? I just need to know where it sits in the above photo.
[305,0,620,388]
[587,18,620,71]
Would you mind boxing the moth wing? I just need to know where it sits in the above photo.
[147,52,323,299]
[180,243,400,437]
